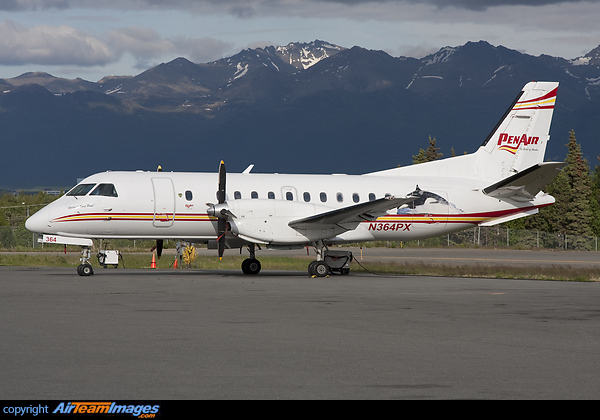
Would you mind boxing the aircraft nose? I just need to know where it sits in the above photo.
[25,208,51,233]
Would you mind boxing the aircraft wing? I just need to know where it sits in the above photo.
[288,195,417,231]
[482,162,563,201]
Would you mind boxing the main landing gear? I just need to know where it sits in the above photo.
[238,241,352,277]
[308,240,353,277]
[241,243,261,275]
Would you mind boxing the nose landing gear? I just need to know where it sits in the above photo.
[77,246,94,276]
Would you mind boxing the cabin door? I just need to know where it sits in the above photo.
[152,177,175,227]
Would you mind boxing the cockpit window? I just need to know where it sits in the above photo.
[66,183,96,196]
[90,183,118,197]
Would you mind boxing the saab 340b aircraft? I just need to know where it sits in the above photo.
[26,81,562,277]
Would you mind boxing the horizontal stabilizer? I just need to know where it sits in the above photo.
[483,162,563,201]
[289,195,417,231]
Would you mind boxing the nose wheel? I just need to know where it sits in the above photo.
[77,246,94,276]
[77,263,94,276]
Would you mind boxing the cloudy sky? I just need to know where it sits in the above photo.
[1,0,599,82]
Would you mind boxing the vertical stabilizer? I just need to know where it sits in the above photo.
[476,81,558,180]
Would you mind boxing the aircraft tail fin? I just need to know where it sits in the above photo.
[475,81,559,179]
[366,81,559,185]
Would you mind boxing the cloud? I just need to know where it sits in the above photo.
[168,36,235,63]
[0,20,116,66]
[107,26,175,58]
[2,0,597,13]
[0,0,598,77]
[318,0,598,11]
[0,17,236,68]
[0,0,70,11]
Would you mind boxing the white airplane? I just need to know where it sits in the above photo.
[26,81,562,277]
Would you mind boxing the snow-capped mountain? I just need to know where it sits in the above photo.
[1,40,600,187]
[571,45,600,66]
[268,40,345,70]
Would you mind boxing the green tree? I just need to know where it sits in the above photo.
[508,130,595,249]
[563,130,593,238]
[526,130,593,249]
[589,158,600,235]
[413,135,443,164]
[412,148,427,164]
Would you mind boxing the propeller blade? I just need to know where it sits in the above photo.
[217,160,226,204]
[218,220,226,259]
[217,161,226,259]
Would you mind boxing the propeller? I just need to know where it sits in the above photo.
[217,161,227,260]
[154,164,163,257]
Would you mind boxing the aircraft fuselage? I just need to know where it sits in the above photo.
[26,170,553,246]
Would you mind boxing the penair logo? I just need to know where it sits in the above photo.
[497,133,539,155]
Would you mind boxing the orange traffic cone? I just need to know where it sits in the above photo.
[151,252,157,269]
[173,257,178,269]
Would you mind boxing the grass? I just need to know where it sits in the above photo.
[0,252,311,272]
[1,251,599,281]
[353,260,600,282]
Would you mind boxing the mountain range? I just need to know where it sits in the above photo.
[1,39,599,188]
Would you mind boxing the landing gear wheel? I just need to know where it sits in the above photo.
[242,258,261,275]
[308,261,317,276]
[77,263,94,276]
[309,261,329,277]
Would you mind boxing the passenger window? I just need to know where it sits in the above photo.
[320,192,327,202]
[369,193,376,201]
[251,191,259,199]
[286,192,293,201]
[234,191,242,199]
[268,191,275,199]
[67,183,96,196]
[90,183,118,197]
[303,192,311,202]
[185,190,193,201]
[336,192,343,203]
[352,193,359,203]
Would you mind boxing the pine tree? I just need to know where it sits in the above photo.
[425,135,443,161]
[516,130,594,249]
[412,148,427,164]
[413,135,442,164]
[563,130,593,239]
[589,158,600,235]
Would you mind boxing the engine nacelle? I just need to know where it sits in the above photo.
[220,199,343,244]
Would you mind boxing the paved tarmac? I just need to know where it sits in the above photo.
[1,265,600,400]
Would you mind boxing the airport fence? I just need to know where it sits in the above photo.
[364,226,600,252]
[1,225,599,252]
